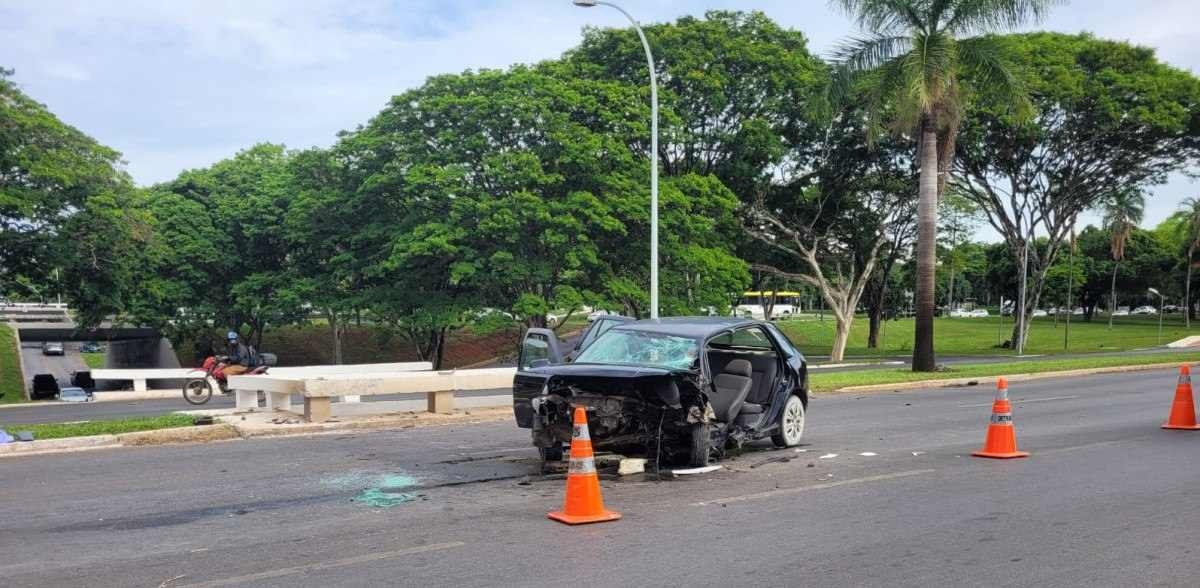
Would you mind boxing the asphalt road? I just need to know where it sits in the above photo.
[18,342,88,386]
[4,368,1199,586]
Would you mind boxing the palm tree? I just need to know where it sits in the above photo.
[830,0,1058,372]
[1102,189,1145,330]
[1177,196,1200,327]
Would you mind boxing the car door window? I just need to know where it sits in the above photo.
[520,331,555,369]
[730,327,775,350]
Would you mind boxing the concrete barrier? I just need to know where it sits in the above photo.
[226,362,434,411]
[230,367,516,422]
[90,368,195,392]
[301,368,516,422]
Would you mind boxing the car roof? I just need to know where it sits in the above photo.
[610,316,766,339]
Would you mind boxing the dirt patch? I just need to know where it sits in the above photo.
[117,423,240,446]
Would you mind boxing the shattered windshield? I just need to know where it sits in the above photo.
[574,330,700,370]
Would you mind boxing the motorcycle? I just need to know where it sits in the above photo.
[182,353,275,405]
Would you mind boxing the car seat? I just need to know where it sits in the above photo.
[709,359,753,423]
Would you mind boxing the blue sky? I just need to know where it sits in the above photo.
[2,0,1197,238]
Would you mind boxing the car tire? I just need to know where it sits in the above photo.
[771,394,806,448]
[689,422,711,467]
[539,444,564,463]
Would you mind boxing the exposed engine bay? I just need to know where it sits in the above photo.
[525,371,724,463]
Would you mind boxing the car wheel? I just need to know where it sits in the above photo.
[689,422,711,467]
[538,444,564,463]
[771,394,806,448]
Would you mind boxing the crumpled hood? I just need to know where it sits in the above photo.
[525,362,694,408]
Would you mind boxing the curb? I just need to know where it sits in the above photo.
[0,408,515,457]
[830,361,1196,394]
[0,434,120,457]
[227,407,514,439]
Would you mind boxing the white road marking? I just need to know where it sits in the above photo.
[958,395,1080,408]
[859,452,877,457]
[693,469,934,506]
[818,453,838,459]
[179,542,465,587]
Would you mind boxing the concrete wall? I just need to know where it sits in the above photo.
[101,337,184,390]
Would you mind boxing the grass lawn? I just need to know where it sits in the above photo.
[81,352,106,369]
[778,313,1198,358]
[0,324,24,404]
[809,350,1200,394]
[0,414,196,440]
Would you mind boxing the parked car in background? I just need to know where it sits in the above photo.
[969,309,989,318]
[79,341,103,353]
[58,387,92,402]
[1032,309,1047,317]
[1163,305,1180,313]
[41,342,64,356]
[1132,305,1157,315]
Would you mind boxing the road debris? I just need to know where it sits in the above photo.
[671,465,722,476]
[618,458,647,476]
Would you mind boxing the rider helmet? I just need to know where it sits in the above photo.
[227,331,239,341]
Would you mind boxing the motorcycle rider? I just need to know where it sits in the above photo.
[223,331,253,377]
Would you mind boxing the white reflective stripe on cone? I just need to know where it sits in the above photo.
[568,457,597,475]
[572,423,591,441]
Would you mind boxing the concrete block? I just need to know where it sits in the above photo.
[427,390,454,414]
[305,397,332,422]
[619,458,647,476]
[266,391,292,412]
[235,389,259,411]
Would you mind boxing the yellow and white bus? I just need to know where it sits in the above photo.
[733,291,802,320]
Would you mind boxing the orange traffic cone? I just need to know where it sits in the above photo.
[1162,365,1200,430]
[972,377,1030,459]
[547,407,621,525]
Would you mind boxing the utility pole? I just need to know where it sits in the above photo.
[1064,227,1075,350]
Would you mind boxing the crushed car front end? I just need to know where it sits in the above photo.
[514,363,710,459]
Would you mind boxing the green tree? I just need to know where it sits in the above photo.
[1174,197,1200,326]
[1102,189,1145,329]
[0,68,130,310]
[830,0,1058,371]
[955,33,1200,346]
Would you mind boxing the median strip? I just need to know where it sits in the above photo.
[811,352,1200,394]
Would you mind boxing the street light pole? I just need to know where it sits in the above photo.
[573,0,659,319]
[1148,287,1164,345]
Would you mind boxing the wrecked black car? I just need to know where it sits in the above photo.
[513,317,808,466]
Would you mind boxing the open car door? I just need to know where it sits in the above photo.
[566,315,634,361]
[518,328,565,370]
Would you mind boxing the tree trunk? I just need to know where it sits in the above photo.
[1186,245,1194,328]
[829,316,851,363]
[327,309,343,365]
[428,327,447,370]
[1108,261,1119,330]
[912,121,939,371]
